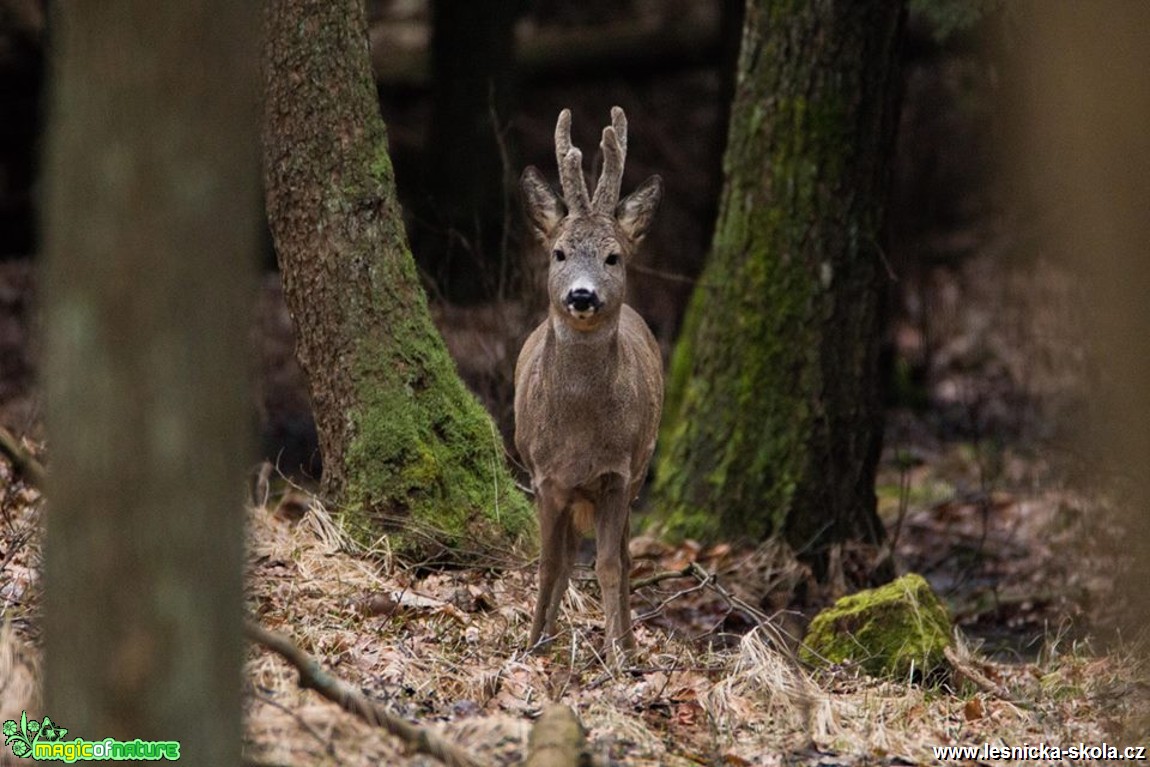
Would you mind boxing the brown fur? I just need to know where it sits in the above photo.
[515,108,663,657]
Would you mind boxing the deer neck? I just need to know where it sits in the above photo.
[546,310,621,380]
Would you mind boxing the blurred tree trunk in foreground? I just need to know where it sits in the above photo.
[263,0,532,557]
[1016,3,1150,657]
[654,0,906,582]
[41,4,258,762]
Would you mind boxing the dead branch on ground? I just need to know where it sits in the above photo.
[0,425,44,488]
[944,645,1015,702]
[244,621,486,767]
[633,561,797,649]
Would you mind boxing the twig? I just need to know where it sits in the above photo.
[888,448,913,553]
[631,563,694,589]
[244,621,486,767]
[488,81,514,303]
[684,562,769,623]
[249,688,335,756]
[633,568,713,624]
[690,562,799,649]
[251,461,273,509]
[0,426,45,488]
[944,645,1015,702]
[0,528,32,576]
[634,560,799,650]
[871,235,899,283]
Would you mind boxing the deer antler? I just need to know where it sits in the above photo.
[593,107,628,214]
[555,109,591,214]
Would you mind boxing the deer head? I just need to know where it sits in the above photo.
[521,107,663,332]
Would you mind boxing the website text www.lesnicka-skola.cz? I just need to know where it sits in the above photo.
[932,742,1147,762]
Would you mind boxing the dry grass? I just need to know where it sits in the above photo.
[240,491,1143,766]
[0,471,1137,765]
[0,449,1138,765]
[0,450,1138,766]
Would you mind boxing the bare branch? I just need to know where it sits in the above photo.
[944,645,1015,702]
[0,425,45,488]
[245,621,486,767]
[632,560,799,651]
[630,563,694,590]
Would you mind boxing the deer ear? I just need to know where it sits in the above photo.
[521,166,566,241]
[616,174,662,242]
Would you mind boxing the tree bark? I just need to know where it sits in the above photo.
[262,0,532,556]
[40,3,258,762]
[654,0,906,579]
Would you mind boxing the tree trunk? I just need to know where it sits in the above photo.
[1016,3,1150,656]
[262,0,533,557]
[653,0,906,579]
[40,4,258,762]
[417,0,520,304]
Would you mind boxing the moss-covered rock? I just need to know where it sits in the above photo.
[800,573,952,681]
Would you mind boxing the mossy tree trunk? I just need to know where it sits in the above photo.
[654,0,906,579]
[263,0,532,557]
[41,4,258,761]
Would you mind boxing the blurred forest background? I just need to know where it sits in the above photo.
[1,0,1147,763]
[0,0,1104,650]
[0,0,1070,451]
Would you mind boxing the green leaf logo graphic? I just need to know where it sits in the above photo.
[3,712,32,757]
[2,710,58,757]
[38,717,67,743]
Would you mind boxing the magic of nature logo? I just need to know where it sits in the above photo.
[3,711,180,762]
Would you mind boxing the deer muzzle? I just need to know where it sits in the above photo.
[564,287,602,317]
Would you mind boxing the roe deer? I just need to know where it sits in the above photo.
[516,107,663,656]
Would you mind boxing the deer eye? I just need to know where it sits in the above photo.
[553,249,566,262]
[605,253,620,266]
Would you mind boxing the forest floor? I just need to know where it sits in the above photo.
[0,13,1144,755]
[0,231,1146,765]
[238,223,1149,765]
[0,4,1143,764]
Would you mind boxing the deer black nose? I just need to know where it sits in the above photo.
[565,288,599,313]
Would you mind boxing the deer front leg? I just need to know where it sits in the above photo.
[594,475,634,657]
[528,485,576,650]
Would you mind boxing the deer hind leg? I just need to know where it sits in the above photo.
[528,486,577,650]
[594,474,635,656]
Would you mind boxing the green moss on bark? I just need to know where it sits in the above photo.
[651,0,905,572]
[800,574,952,680]
[263,0,533,561]
[341,327,534,556]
